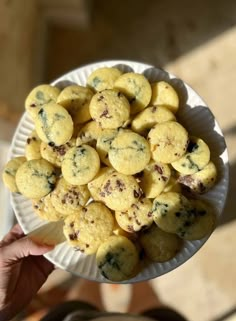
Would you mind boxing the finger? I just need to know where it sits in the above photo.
[0,224,25,246]
[1,236,55,264]
[32,256,55,277]
[8,224,24,235]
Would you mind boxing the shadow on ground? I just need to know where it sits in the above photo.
[220,161,236,226]
[45,0,236,81]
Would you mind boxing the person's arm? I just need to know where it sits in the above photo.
[0,224,54,321]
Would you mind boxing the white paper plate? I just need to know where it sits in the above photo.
[10,60,229,283]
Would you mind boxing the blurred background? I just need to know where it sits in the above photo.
[0,0,236,320]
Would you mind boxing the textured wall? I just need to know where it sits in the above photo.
[0,0,38,118]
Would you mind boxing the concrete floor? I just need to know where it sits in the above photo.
[1,1,236,320]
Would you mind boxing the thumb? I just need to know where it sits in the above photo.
[1,236,54,263]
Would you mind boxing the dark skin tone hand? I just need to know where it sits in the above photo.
[0,224,54,321]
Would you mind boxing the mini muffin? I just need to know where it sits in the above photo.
[40,138,76,167]
[139,160,171,198]
[63,202,114,254]
[177,199,216,240]
[152,192,195,234]
[99,171,143,211]
[57,85,93,125]
[115,198,153,233]
[87,67,122,92]
[151,81,179,114]
[72,123,83,138]
[88,167,115,201]
[32,193,64,221]
[112,221,138,241]
[76,121,103,147]
[96,128,122,166]
[25,84,60,120]
[50,177,90,215]
[62,145,100,185]
[2,157,26,193]
[131,105,176,136]
[108,131,150,175]
[15,159,56,199]
[89,89,130,129]
[35,103,73,146]
[148,121,189,164]
[114,73,152,114]
[163,176,182,193]
[178,161,217,194]
[96,235,139,281]
[171,136,210,175]
[140,224,182,262]
[25,130,42,160]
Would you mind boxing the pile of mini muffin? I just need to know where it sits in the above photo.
[2,67,217,281]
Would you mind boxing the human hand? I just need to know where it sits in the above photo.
[0,224,54,321]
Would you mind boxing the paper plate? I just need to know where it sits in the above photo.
[10,60,229,283]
